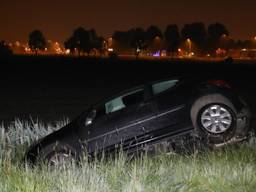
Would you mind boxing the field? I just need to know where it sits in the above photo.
[0,120,256,192]
[0,56,256,191]
[0,55,256,123]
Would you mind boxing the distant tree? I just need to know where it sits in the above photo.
[0,41,13,57]
[234,40,243,49]
[164,24,180,56]
[95,36,106,56]
[181,22,207,54]
[234,40,252,49]
[130,28,147,56]
[207,23,229,52]
[64,36,76,54]
[73,27,90,56]
[208,23,229,41]
[146,25,163,52]
[65,27,100,56]
[88,29,102,55]
[65,27,89,56]
[28,30,46,54]
[112,28,147,55]
[88,29,98,47]
[112,30,131,50]
[146,25,163,40]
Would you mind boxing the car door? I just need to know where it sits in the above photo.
[151,79,192,133]
[85,86,157,153]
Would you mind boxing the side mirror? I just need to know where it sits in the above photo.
[85,109,96,126]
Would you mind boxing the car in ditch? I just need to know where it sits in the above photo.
[25,76,251,166]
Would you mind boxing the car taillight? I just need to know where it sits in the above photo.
[207,79,232,89]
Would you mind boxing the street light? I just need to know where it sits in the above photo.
[153,36,161,55]
[252,36,256,49]
[108,37,113,47]
[154,36,161,42]
[154,36,161,46]
[186,38,192,55]
[220,34,230,51]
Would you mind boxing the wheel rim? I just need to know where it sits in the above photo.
[48,152,74,167]
[200,104,233,134]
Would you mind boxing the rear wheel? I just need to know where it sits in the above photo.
[200,104,233,134]
[191,94,237,146]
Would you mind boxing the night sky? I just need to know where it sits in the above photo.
[1,0,256,43]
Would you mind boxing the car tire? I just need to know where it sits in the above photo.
[37,142,76,168]
[191,94,237,146]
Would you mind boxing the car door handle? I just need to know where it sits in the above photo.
[140,102,150,107]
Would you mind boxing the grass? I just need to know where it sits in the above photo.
[0,120,256,192]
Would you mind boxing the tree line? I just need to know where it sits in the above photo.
[62,22,231,56]
[112,23,230,56]
[1,22,255,57]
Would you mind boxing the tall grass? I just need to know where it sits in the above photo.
[0,119,256,192]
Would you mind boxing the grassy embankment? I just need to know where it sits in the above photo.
[0,120,256,192]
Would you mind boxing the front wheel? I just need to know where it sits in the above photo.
[37,142,76,168]
[191,94,238,146]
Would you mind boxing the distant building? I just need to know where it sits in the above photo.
[228,49,256,59]
[240,49,256,59]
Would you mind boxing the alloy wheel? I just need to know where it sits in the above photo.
[200,104,233,134]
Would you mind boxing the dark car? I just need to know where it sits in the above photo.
[25,76,251,166]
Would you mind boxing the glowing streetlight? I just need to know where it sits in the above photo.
[252,36,256,49]
[186,38,192,55]
[153,36,162,54]
[108,48,114,52]
[65,49,70,54]
[154,36,161,41]
[15,41,21,47]
[108,37,113,47]
[220,34,229,50]
[154,36,161,46]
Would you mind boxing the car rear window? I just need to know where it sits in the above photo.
[152,79,179,95]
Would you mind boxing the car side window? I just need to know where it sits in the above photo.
[152,79,179,95]
[105,89,144,114]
